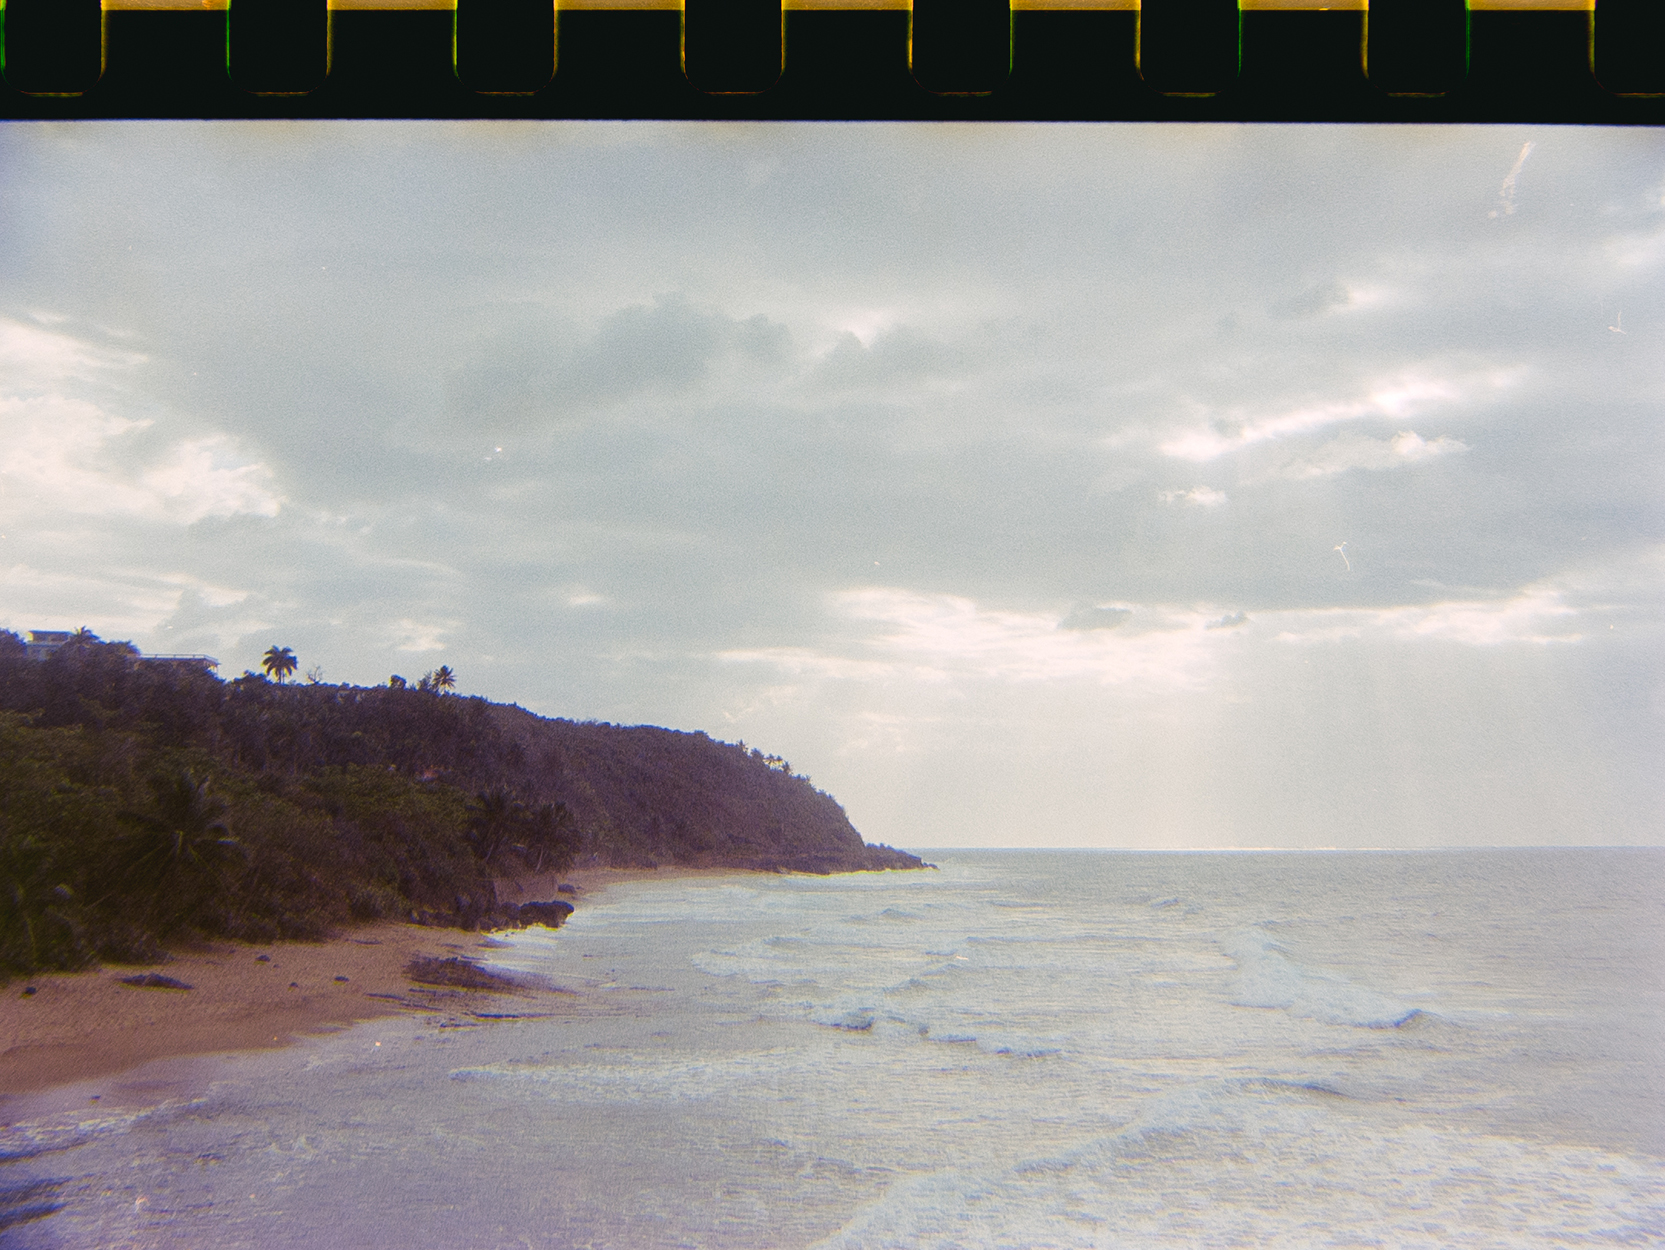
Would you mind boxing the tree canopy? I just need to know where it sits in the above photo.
[0,630,921,979]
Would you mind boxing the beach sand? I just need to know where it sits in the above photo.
[0,919,499,1097]
[0,865,753,1099]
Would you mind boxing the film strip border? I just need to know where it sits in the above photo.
[2,0,1661,119]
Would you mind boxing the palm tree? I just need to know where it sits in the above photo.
[526,801,578,873]
[261,645,298,684]
[111,771,248,936]
[430,665,456,695]
[466,787,520,863]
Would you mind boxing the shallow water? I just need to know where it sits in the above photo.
[3,849,1662,1248]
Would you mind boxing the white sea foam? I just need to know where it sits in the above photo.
[817,1079,1665,1249]
[4,849,1661,1249]
[450,1049,805,1101]
[1224,928,1426,1028]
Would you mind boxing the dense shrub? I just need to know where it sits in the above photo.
[0,632,920,979]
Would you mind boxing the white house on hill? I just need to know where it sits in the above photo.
[22,629,218,670]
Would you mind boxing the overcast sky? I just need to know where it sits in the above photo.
[1,122,1660,849]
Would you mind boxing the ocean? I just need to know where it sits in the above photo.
[3,849,1662,1248]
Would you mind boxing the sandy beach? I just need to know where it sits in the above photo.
[0,865,757,1100]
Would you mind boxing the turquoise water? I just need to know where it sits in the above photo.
[3,849,1663,1247]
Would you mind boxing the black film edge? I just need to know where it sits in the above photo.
[0,2,1661,122]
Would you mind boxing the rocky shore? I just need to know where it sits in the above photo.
[0,866,732,1099]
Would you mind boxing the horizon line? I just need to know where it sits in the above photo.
[894,843,1665,853]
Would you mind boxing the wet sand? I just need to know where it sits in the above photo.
[0,919,493,1097]
[0,866,758,1098]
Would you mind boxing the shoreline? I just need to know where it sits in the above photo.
[0,865,758,1104]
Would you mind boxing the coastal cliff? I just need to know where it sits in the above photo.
[484,705,920,874]
[0,632,924,978]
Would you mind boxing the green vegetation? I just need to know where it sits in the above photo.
[0,632,922,979]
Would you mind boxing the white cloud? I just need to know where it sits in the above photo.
[720,569,1605,719]
[717,645,914,685]
[1159,485,1228,507]
[0,393,154,514]
[1270,279,1400,320]
[1271,584,1582,647]
[829,307,900,347]
[1158,366,1517,463]
[389,618,457,652]
[1336,283,1397,313]
[141,437,283,523]
[1275,430,1469,480]
[0,563,273,660]
[154,572,252,609]
[0,317,283,525]
[0,316,146,383]
[0,561,210,641]
[1605,223,1665,272]
[723,587,1242,692]
[833,711,938,757]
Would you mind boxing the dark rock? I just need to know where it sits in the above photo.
[333,975,349,983]
[511,900,575,929]
[256,954,270,962]
[452,892,490,930]
[21,986,36,996]
[119,973,193,990]
[556,884,578,896]
[404,955,523,991]
[859,843,932,870]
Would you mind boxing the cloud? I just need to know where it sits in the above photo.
[1271,584,1582,647]
[444,297,793,426]
[0,319,283,525]
[1605,222,1665,273]
[812,324,970,391]
[3,124,1660,848]
[1158,365,1516,463]
[0,393,152,512]
[0,316,146,383]
[140,437,284,523]
[1272,279,1351,320]
[149,581,269,658]
[0,556,273,659]
[828,711,926,757]
[0,561,224,642]
[0,395,281,524]
[154,573,251,610]
[1059,605,1132,631]
[1159,485,1228,507]
[720,570,1606,724]
[722,587,1236,691]
[389,618,457,653]
[565,295,730,400]
[1275,430,1469,480]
